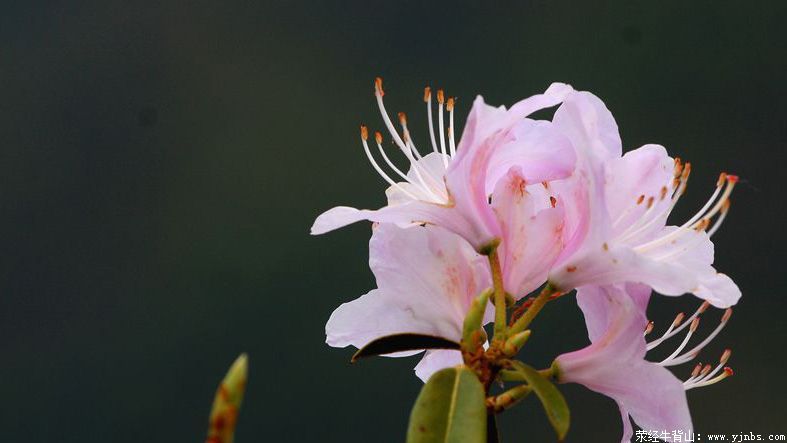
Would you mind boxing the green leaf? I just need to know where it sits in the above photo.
[510,361,570,441]
[351,333,460,362]
[407,366,487,443]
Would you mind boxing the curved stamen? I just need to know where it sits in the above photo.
[686,367,733,390]
[447,97,457,157]
[360,125,418,200]
[688,349,731,387]
[424,87,445,165]
[646,312,686,350]
[647,302,710,350]
[659,318,699,365]
[668,308,732,366]
[398,112,423,160]
[706,200,731,237]
[374,78,410,153]
[615,162,692,240]
[437,89,449,165]
[374,131,411,182]
[635,175,736,253]
[683,362,704,385]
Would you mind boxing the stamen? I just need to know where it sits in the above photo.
[374,78,413,154]
[424,86,442,158]
[632,174,735,253]
[437,89,449,165]
[659,318,699,365]
[695,349,732,384]
[686,367,733,390]
[373,78,446,203]
[374,131,411,182]
[447,97,457,157]
[668,308,732,366]
[360,125,418,200]
[647,302,709,350]
[706,200,731,237]
[646,312,684,344]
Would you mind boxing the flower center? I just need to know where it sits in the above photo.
[645,301,734,390]
[358,78,454,205]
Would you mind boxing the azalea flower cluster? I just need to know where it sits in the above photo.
[312,78,741,442]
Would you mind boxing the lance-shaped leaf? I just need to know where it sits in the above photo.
[206,354,248,443]
[406,366,486,443]
[351,333,460,362]
[509,361,570,441]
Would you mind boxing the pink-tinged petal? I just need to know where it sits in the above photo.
[692,272,741,308]
[456,83,573,155]
[455,95,509,152]
[550,243,696,295]
[549,91,623,269]
[326,224,492,351]
[485,120,576,195]
[492,169,565,299]
[604,144,674,234]
[556,284,692,440]
[618,403,634,443]
[553,90,622,162]
[640,227,741,307]
[414,350,463,382]
[325,288,426,356]
[311,200,494,251]
[506,82,574,121]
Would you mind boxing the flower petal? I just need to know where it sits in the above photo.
[553,90,622,162]
[485,119,576,195]
[492,169,565,298]
[326,224,491,351]
[557,284,692,440]
[414,349,463,382]
[604,144,674,234]
[550,242,697,295]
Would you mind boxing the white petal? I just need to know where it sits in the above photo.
[414,350,463,382]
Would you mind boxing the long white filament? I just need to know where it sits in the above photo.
[425,89,440,156]
[646,302,708,351]
[635,178,736,253]
[361,131,418,200]
[667,310,732,366]
[448,98,457,157]
[437,94,449,166]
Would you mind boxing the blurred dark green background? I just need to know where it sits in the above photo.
[0,1,784,441]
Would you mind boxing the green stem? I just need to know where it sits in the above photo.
[499,365,556,382]
[509,284,558,335]
[487,249,507,340]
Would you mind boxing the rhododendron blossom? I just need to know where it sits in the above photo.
[555,284,733,442]
[311,79,576,253]
[542,91,741,308]
[314,78,745,443]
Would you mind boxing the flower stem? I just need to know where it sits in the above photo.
[509,284,558,335]
[487,249,507,340]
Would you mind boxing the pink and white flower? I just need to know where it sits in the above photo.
[544,91,741,308]
[311,79,576,253]
[325,223,492,381]
[555,284,733,442]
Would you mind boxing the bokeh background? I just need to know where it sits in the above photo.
[0,1,785,441]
